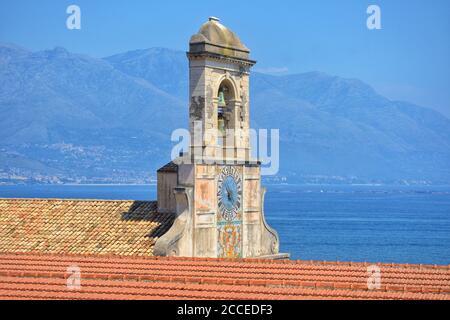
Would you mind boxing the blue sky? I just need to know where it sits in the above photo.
[1,0,449,117]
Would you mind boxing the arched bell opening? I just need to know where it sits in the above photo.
[217,80,236,147]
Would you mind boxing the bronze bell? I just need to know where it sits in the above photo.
[218,91,226,107]
[218,114,226,136]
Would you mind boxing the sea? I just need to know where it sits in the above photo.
[1,184,449,265]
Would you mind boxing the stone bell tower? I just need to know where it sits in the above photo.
[188,16,253,162]
[154,17,283,259]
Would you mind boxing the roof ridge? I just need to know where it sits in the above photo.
[1,252,448,271]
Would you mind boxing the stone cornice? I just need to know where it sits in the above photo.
[187,51,256,68]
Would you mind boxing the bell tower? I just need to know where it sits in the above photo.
[154,17,284,260]
[188,16,255,162]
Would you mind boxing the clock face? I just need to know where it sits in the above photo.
[217,166,242,221]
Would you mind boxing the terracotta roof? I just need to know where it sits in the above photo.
[0,199,174,256]
[0,252,449,300]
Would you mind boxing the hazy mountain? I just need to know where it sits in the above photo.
[250,72,450,181]
[0,45,185,144]
[105,47,188,100]
[1,43,449,184]
[0,44,186,182]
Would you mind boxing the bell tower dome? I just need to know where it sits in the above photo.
[188,17,256,162]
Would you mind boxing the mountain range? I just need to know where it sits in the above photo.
[1,43,449,184]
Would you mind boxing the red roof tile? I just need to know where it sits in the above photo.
[0,253,448,300]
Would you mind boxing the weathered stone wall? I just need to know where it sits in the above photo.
[157,171,177,213]
[155,163,279,259]
[188,57,251,160]
[193,164,217,257]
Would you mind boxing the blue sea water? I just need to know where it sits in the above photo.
[1,184,449,265]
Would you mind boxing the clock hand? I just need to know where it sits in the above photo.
[225,183,231,194]
[224,181,231,192]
